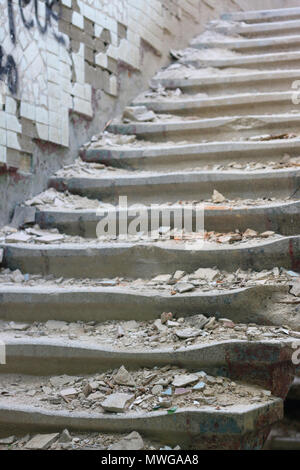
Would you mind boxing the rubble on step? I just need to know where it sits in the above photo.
[290,280,300,297]
[82,131,137,150]
[25,191,299,213]
[212,190,226,203]
[55,154,300,174]
[25,188,101,210]
[25,433,60,450]
[247,134,298,142]
[53,158,125,178]
[123,106,156,123]
[2,313,299,350]
[205,196,298,208]
[199,157,300,171]
[0,430,167,451]
[135,86,208,103]
[203,229,277,244]
[82,132,195,150]
[0,226,73,245]
[191,29,241,45]
[153,62,253,81]
[169,47,242,65]
[0,222,283,246]
[0,265,297,293]
[0,368,277,416]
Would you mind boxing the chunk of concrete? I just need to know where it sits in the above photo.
[0,436,16,445]
[190,268,219,282]
[25,433,60,450]
[212,190,226,203]
[175,328,202,339]
[101,393,134,413]
[11,205,36,228]
[59,429,72,443]
[186,314,209,329]
[172,374,199,387]
[108,432,144,450]
[175,282,195,293]
[124,106,156,122]
[290,281,300,297]
[5,232,32,243]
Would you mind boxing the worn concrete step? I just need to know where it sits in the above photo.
[191,35,300,54]
[265,417,300,450]
[107,115,300,143]
[1,236,299,279]
[287,377,300,401]
[269,435,300,450]
[214,19,300,38]
[221,8,300,24]
[0,335,296,397]
[50,169,300,204]
[81,139,300,171]
[151,69,300,96]
[0,283,297,327]
[180,50,300,70]
[35,200,300,238]
[0,398,282,449]
[133,92,298,118]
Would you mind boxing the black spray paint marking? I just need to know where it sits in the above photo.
[19,0,34,30]
[2,0,65,93]
[0,46,18,94]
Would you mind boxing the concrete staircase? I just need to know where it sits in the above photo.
[0,6,300,450]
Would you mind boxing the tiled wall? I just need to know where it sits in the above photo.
[0,0,204,171]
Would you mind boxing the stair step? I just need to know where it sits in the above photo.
[214,19,300,38]
[269,435,300,450]
[1,236,299,278]
[0,394,282,449]
[0,334,295,394]
[221,8,300,23]
[81,139,300,171]
[191,34,300,54]
[179,50,300,70]
[107,115,300,143]
[0,283,297,327]
[287,377,300,401]
[133,92,298,117]
[35,200,300,237]
[1,6,300,448]
[49,169,300,204]
[265,416,300,450]
[151,69,300,96]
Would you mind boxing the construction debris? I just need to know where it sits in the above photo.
[0,366,277,420]
[212,190,227,204]
[108,432,144,451]
[123,106,156,122]
[114,366,136,387]
[25,433,60,450]
[101,393,134,413]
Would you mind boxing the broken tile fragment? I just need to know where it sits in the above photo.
[101,393,134,413]
[25,433,60,450]
[114,366,136,387]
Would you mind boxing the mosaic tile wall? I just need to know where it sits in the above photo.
[0,0,203,171]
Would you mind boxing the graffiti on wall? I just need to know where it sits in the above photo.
[0,0,201,169]
[1,0,65,94]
